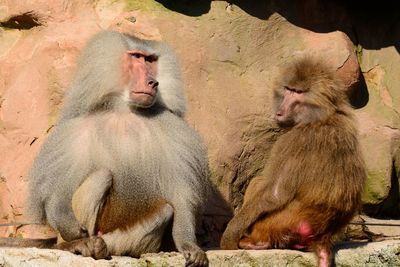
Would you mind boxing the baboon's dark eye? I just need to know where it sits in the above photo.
[145,55,158,63]
[130,53,142,58]
[284,86,303,94]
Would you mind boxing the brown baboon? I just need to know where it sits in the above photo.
[1,31,209,266]
[220,58,366,267]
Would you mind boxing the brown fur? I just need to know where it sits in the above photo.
[97,196,168,233]
[220,58,366,267]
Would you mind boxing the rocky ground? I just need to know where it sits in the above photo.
[1,1,400,242]
[0,239,399,267]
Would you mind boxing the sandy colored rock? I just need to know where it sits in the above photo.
[0,240,400,266]
[360,215,400,238]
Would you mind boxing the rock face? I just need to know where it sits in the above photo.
[0,0,399,247]
[1,240,400,267]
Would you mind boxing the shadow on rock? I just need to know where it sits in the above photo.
[154,0,400,52]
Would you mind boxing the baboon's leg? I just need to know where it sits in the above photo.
[72,169,112,235]
[102,203,174,257]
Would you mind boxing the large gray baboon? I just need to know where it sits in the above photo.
[1,31,209,267]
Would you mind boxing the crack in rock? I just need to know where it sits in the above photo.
[0,11,43,30]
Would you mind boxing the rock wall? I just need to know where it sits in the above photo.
[0,0,399,246]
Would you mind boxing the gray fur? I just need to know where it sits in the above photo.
[27,30,209,264]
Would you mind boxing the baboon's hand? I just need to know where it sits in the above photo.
[59,223,88,242]
[220,227,239,250]
[57,236,109,260]
[181,242,208,267]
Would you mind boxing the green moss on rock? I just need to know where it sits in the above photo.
[124,0,166,12]
[362,170,390,204]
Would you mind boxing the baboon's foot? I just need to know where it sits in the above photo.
[57,236,110,260]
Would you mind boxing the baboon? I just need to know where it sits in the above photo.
[2,31,209,266]
[220,58,366,267]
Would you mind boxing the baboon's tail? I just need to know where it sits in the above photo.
[0,237,57,248]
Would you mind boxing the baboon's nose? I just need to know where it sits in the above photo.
[148,78,159,89]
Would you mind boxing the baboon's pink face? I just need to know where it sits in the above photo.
[121,50,159,108]
[275,86,305,127]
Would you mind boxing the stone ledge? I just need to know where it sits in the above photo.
[0,240,399,266]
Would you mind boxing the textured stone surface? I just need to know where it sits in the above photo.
[0,0,399,247]
[361,215,400,238]
[1,240,400,266]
